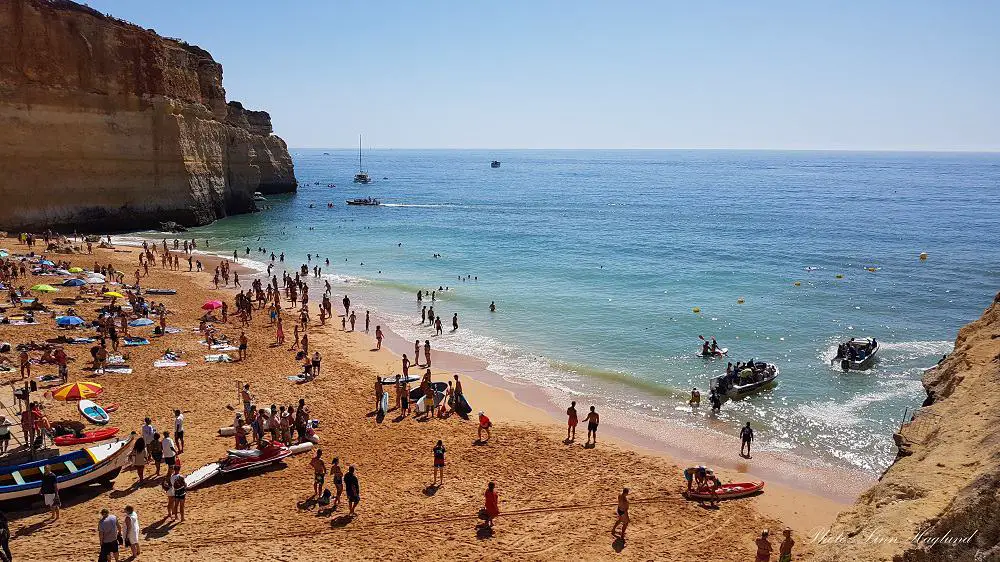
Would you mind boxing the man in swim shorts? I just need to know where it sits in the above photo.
[584,406,599,446]
[611,488,629,539]
[310,449,326,499]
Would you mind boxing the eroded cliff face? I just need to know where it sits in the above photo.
[815,294,1000,562]
[0,0,297,232]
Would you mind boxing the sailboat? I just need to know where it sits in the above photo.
[353,134,372,184]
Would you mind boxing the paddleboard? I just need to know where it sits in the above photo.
[53,427,119,446]
[378,391,389,415]
[455,393,472,416]
[380,375,420,385]
[186,462,222,490]
[79,399,110,425]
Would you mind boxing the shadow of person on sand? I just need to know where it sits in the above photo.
[423,484,439,497]
[475,522,494,540]
[143,517,178,539]
[297,498,318,511]
[472,439,488,447]
[330,515,354,528]
[612,537,626,552]
[12,519,52,539]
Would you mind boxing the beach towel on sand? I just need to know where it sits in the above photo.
[154,360,188,368]
[204,354,233,363]
[123,337,150,346]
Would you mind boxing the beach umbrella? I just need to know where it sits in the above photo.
[53,269,71,276]
[104,291,125,299]
[86,277,105,285]
[31,284,59,293]
[89,273,106,281]
[56,316,85,327]
[38,260,55,266]
[51,381,104,401]
[129,318,154,327]
[202,300,223,311]
[62,278,86,287]
[68,267,84,273]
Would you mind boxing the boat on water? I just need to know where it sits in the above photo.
[346,197,380,206]
[353,134,372,184]
[710,361,778,399]
[832,337,879,371]
[491,160,501,168]
[253,192,267,202]
[0,437,132,502]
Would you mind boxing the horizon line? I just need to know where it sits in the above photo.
[288,146,1000,154]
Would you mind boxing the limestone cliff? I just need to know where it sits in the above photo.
[0,0,297,232]
[815,293,1000,561]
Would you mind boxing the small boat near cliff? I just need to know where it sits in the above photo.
[253,192,267,202]
[346,197,380,206]
[832,337,879,371]
[354,134,372,184]
[0,437,132,502]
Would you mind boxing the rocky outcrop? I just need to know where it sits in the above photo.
[815,293,1000,562]
[0,0,297,232]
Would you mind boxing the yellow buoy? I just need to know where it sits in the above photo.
[736,298,745,304]
[919,252,928,261]
[835,274,844,279]
[692,307,701,314]
[793,281,801,286]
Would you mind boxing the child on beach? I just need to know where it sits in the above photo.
[478,412,492,443]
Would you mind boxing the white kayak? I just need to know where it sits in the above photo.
[186,462,221,490]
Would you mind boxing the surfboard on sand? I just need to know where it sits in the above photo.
[186,462,222,490]
[79,399,110,425]
[455,393,472,416]
[378,391,389,416]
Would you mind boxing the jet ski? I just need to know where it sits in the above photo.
[219,440,292,473]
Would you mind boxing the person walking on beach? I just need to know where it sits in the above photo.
[611,488,630,540]
[478,411,492,443]
[310,449,326,499]
[174,409,185,453]
[424,340,431,367]
[41,468,59,521]
[740,422,754,458]
[566,401,578,442]
[779,528,794,562]
[452,313,458,331]
[432,440,446,486]
[343,294,351,317]
[97,508,122,562]
[349,311,356,331]
[171,466,187,522]
[365,310,370,333]
[584,406,599,446]
[755,530,773,562]
[344,465,360,516]
[375,326,383,350]
[483,481,499,528]
[123,505,140,558]
[161,431,176,472]
[238,331,248,361]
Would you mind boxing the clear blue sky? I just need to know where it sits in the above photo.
[85,0,999,150]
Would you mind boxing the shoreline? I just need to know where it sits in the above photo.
[112,235,872,506]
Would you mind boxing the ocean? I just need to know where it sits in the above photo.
[134,149,1000,474]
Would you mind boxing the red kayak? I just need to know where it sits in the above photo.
[53,427,120,446]
[686,481,764,500]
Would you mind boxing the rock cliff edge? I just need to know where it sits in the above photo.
[815,293,1000,561]
[0,0,297,232]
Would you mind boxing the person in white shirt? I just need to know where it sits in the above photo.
[123,505,140,557]
[141,417,155,445]
[173,410,184,454]
[161,431,176,470]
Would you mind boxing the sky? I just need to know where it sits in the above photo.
[84,1,999,150]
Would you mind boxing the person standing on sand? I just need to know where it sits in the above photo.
[343,294,351,317]
[310,449,326,499]
[583,406,600,446]
[275,315,285,345]
[171,466,186,522]
[365,310,370,333]
[312,351,322,378]
[41,468,59,520]
[175,409,185,453]
[330,458,344,510]
[375,326,383,350]
[349,311,356,331]
[478,411,492,442]
[290,325,300,351]
[414,340,421,365]
[149,432,163,477]
[778,528,794,562]
[566,401,578,441]
[740,422,754,458]
[483,481,499,528]
[424,339,432,367]
[345,465,360,516]
[97,508,122,562]
[755,530,773,562]
[452,313,458,331]
[123,505,140,558]
[432,440,446,486]
[611,488,630,539]
[161,431,176,471]
[401,382,411,417]
[402,354,410,379]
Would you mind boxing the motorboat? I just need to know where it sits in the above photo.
[346,197,380,206]
[0,437,132,502]
[219,440,292,473]
[353,134,372,184]
[490,160,501,168]
[832,337,879,371]
[253,192,267,202]
[710,362,778,400]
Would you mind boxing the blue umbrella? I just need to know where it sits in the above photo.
[56,316,85,327]
[39,260,55,266]
[129,318,155,327]
[62,278,86,287]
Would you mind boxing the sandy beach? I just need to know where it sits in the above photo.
[1,237,843,561]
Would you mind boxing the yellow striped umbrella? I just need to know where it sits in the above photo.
[51,381,104,401]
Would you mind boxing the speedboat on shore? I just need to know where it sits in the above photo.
[832,337,879,371]
[710,362,778,400]
[346,197,380,206]
[0,437,132,502]
[219,440,292,473]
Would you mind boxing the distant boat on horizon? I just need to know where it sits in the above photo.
[354,134,372,184]
[491,160,501,168]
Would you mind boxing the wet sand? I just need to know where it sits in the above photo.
[2,238,843,560]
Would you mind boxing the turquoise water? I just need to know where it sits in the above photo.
[150,149,1000,473]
